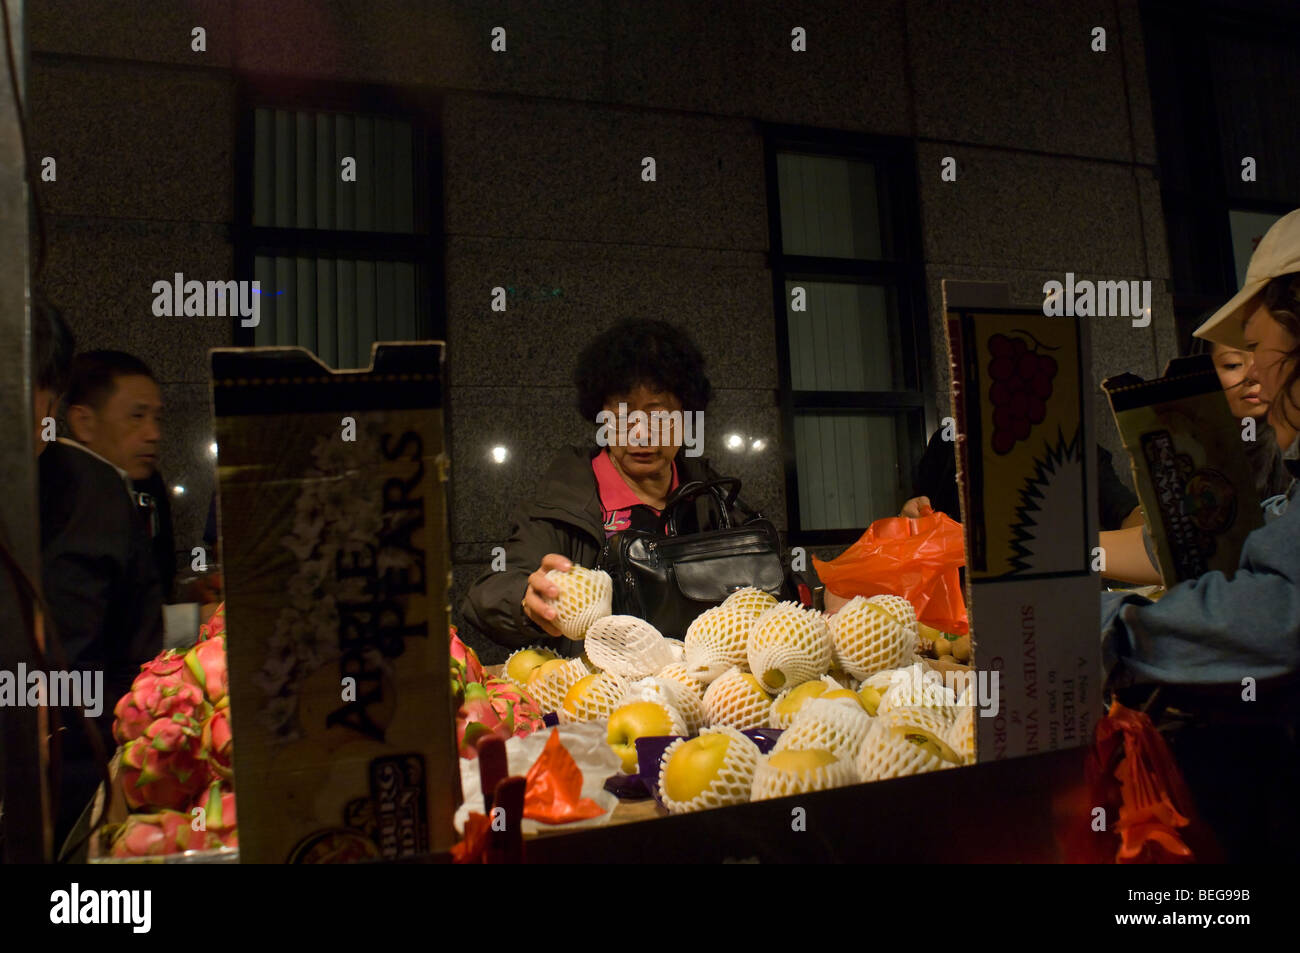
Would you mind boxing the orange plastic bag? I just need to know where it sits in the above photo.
[812,506,969,634]
[522,729,606,824]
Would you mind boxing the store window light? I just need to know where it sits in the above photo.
[725,433,744,451]
[172,485,186,497]
[490,445,509,464]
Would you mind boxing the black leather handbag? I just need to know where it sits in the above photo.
[597,478,790,640]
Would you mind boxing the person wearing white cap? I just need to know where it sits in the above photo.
[1101,209,1300,860]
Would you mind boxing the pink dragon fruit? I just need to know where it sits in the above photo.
[449,627,486,695]
[197,602,226,642]
[112,650,208,745]
[455,677,545,759]
[201,698,233,780]
[108,810,226,857]
[182,634,227,705]
[191,780,238,848]
[484,677,545,738]
[120,712,211,811]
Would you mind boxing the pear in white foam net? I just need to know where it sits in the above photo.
[746,601,833,693]
[584,615,675,677]
[543,566,613,640]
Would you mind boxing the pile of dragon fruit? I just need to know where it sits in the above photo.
[106,604,236,857]
[451,627,545,759]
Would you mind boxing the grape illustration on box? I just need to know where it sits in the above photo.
[954,312,1089,580]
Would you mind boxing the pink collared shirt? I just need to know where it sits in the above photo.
[592,450,679,537]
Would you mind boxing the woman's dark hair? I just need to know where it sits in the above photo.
[33,294,74,394]
[573,319,712,421]
[1262,272,1300,432]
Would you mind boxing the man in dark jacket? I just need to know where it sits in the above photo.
[42,350,166,847]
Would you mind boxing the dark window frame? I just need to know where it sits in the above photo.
[232,75,445,353]
[1140,0,1300,354]
[762,124,931,547]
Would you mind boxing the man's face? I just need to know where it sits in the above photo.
[603,384,683,480]
[70,374,163,480]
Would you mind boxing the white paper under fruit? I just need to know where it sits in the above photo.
[855,709,958,782]
[544,566,613,640]
[658,726,762,815]
[620,676,705,735]
[560,672,629,724]
[746,601,833,693]
[527,657,589,716]
[684,604,753,683]
[750,752,858,801]
[773,698,874,762]
[767,675,842,729]
[722,586,778,619]
[829,596,916,680]
[454,722,619,834]
[584,615,674,677]
[702,666,773,730]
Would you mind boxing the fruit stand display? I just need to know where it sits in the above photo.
[88,605,237,861]
[451,567,990,858]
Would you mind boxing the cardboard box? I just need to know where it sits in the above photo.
[212,343,456,863]
[1102,356,1263,585]
[943,285,1101,761]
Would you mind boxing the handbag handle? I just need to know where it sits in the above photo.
[663,478,740,536]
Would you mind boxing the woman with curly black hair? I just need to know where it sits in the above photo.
[461,319,733,652]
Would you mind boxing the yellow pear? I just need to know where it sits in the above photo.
[528,658,568,686]
[661,733,731,802]
[607,701,679,774]
[562,674,600,717]
[766,748,839,775]
[858,684,885,716]
[773,680,831,718]
[507,647,559,687]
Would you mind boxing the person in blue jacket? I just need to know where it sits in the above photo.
[1100,211,1300,862]
[1101,211,1300,691]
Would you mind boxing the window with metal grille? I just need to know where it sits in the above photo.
[234,82,442,368]
[763,127,930,545]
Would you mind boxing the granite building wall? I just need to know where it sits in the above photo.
[28,0,1171,661]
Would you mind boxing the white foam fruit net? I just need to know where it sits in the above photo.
[560,672,629,723]
[584,615,674,677]
[684,604,753,683]
[658,726,762,815]
[526,657,589,715]
[751,751,858,801]
[621,676,706,735]
[746,602,833,693]
[544,566,613,640]
[946,703,976,764]
[856,708,959,782]
[773,698,875,762]
[829,596,915,681]
[767,675,842,730]
[663,638,686,664]
[866,594,919,644]
[876,662,957,716]
[702,666,773,730]
[722,586,778,619]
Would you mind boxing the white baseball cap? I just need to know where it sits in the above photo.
[1195,208,1300,348]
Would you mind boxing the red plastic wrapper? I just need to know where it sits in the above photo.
[812,506,969,634]
[1086,701,1200,864]
[522,729,605,824]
